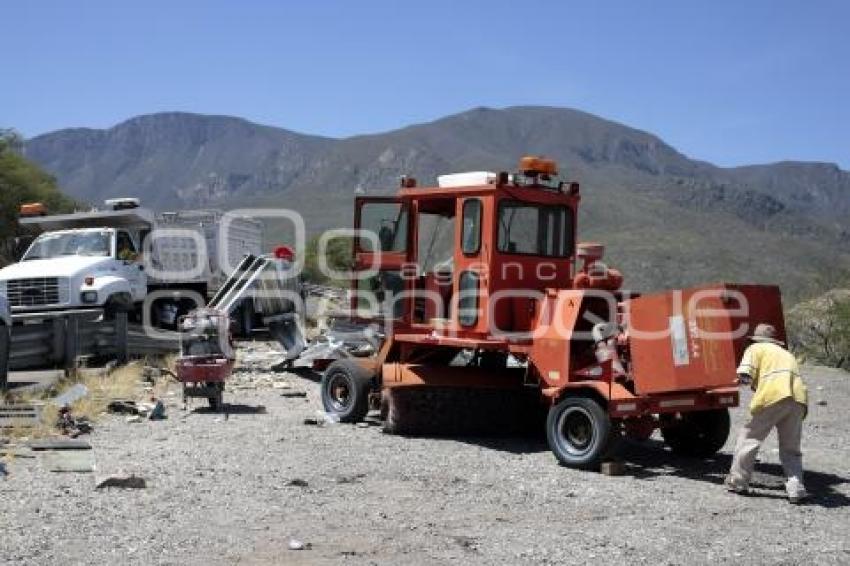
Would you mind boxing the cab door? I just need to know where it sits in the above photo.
[352,197,411,320]
[116,230,147,302]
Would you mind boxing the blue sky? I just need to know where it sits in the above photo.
[4,0,848,168]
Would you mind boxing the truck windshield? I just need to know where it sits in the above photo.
[23,231,112,260]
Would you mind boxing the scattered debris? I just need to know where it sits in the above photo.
[280,390,307,398]
[286,478,309,488]
[28,439,91,451]
[96,475,147,489]
[303,411,339,426]
[335,473,366,484]
[148,398,166,420]
[125,415,142,424]
[56,407,93,437]
[356,422,370,428]
[288,539,311,551]
[816,399,827,406]
[44,450,95,473]
[0,447,35,459]
[52,383,89,408]
[600,460,625,476]
[0,404,41,429]
[107,400,140,415]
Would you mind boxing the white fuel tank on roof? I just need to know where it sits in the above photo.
[437,171,498,188]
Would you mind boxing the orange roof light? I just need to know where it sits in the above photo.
[519,156,558,177]
[20,202,47,217]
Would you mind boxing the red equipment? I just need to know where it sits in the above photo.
[175,308,235,410]
[318,158,785,469]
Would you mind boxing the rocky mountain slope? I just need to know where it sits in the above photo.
[23,106,850,300]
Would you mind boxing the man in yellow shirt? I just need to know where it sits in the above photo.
[725,323,809,503]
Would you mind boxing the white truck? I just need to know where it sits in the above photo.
[0,199,264,328]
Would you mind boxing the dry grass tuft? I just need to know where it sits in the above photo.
[2,356,177,440]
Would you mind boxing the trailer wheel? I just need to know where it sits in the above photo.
[661,409,730,458]
[321,360,373,423]
[547,396,614,469]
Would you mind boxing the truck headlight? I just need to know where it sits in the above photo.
[81,291,98,304]
[0,281,7,296]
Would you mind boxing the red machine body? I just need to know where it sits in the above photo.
[319,159,785,468]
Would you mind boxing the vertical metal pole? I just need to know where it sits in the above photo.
[64,314,79,375]
[52,317,65,366]
[0,324,9,391]
[115,311,129,365]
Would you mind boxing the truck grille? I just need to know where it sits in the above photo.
[6,277,69,308]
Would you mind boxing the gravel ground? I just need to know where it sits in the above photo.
[2,342,849,565]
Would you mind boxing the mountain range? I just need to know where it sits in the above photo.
[22,106,850,301]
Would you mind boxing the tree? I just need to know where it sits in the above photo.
[0,129,76,265]
[302,234,353,286]
[787,290,850,370]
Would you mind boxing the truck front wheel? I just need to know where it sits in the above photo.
[661,409,730,458]
[546,396,615,469]
[104,293,132,320]
[320,360,373,423]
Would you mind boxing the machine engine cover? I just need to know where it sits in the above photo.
[627,284,784,395]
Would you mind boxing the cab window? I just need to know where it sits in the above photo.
[461,199,482,255]
[497,201,574,257]
[357,202,409,253]
[116,231,137,260]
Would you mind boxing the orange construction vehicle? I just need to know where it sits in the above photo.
[318,157,784,468]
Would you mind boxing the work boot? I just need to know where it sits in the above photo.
[724,475,749,495]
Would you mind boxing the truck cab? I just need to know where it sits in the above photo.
[352,158,578,340]
[0,201,150,315]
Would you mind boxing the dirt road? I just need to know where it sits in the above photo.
[2,345,848,565]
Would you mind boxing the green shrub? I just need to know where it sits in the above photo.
[787,290,850,370]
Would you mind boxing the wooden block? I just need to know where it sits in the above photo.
[600,460,625,476]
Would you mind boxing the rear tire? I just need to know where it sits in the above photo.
[661,409,730,457]
[546,396,615,469]
[321,360,373,423]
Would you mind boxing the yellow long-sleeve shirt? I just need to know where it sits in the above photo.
[737,342,808,415]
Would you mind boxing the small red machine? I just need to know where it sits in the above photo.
[317,156,785,468]
[175,308,235,410]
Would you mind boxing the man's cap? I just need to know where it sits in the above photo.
[750,323,784,346]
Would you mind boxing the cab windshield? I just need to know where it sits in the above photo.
[23,231,113,260]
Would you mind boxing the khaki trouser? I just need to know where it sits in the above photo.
[728,397,807,498]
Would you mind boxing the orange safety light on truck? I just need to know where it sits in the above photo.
[19,203,47,217]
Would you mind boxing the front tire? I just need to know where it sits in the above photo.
[320,360,373,423]
[546,396,615,469]
[661,409,730,457]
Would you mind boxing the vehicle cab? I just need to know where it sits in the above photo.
[352,157,580,343]
[0,200,149,313]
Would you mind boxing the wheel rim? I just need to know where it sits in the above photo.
[555,406,597,458]
[327,373,352,412]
